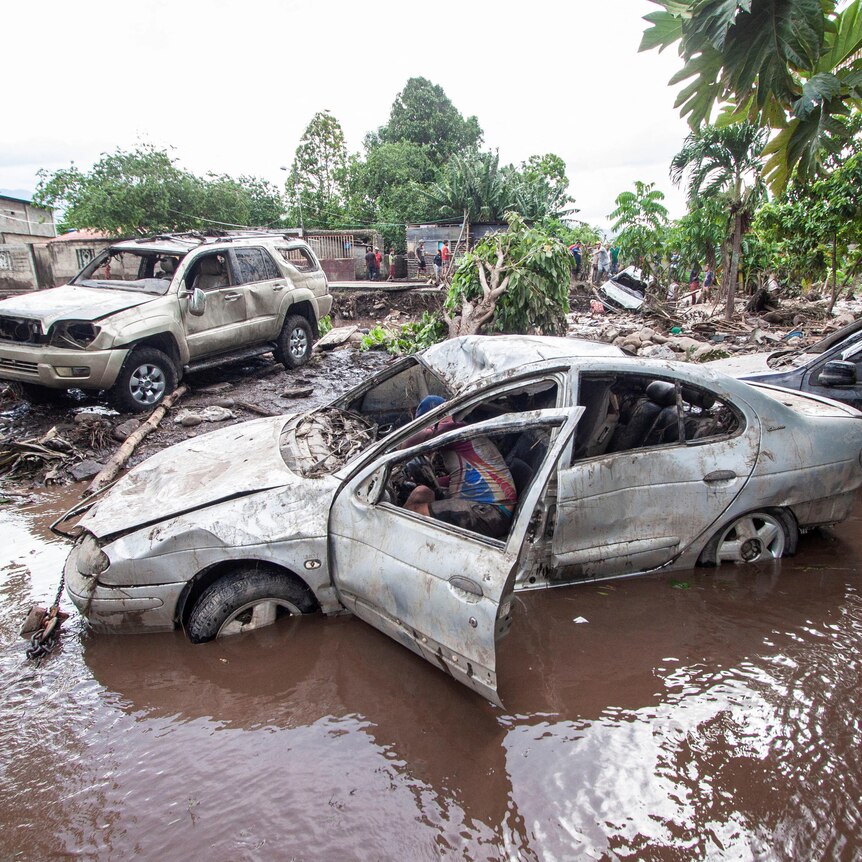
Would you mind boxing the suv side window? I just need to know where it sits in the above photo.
[277,246,318,273]
[233,248,281,284]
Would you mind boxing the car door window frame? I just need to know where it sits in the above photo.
[570,370,745,465]
[229,247,281,285]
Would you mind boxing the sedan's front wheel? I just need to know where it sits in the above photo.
[187,568,316,643]
[698,508,798,567]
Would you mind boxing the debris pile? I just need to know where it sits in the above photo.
[567,290,862,361]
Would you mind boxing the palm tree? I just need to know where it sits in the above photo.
[671,123,768,319]
[421,152,513,223]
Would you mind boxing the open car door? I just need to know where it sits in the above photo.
[327,406,583,705]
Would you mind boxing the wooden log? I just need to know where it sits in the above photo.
[83,385,188,498]
[236,400,278,417]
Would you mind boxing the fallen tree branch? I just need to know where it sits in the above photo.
[84,385,188,498]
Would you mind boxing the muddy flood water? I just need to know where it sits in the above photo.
[2,487,862,861]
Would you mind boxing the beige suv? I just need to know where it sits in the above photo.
[0,232,332,412]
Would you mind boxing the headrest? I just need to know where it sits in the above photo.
[200,257,223,276]
[160,257,177,274]
[646,380,677,407]
[682,386,716,410]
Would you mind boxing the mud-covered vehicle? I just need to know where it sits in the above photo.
[0,232,332,412]
[56,336,862,703]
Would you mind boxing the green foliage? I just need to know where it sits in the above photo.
[421,151,575,224]
[318,315,333,337]
[665,198,726,272]
[608,181,670,274]
[33,143,285,235]
[359,326,390,351]
[371,77,483,168]
[286,111,349,229]
[358,313,446,354]
[753,151,862,296]
[641,0,862,191]
[446,213,571,335]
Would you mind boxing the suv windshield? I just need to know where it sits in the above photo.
[73,250,186,296]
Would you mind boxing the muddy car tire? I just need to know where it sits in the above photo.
[698,508,798,567]
[110,347,177,413]
[275,314,313,369]
[187,568,316,643]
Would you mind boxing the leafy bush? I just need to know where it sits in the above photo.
[359,313,446,355]
[445,212,570,336]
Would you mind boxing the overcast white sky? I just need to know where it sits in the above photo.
[2,0,693,229]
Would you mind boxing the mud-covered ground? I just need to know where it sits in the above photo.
[0,286,442,489]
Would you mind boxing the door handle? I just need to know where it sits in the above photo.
[223,292,242,301]
[703,470,736,483]
[272,283,285,291]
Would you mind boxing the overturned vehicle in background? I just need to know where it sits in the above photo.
[597,266,647,311]
[55,335,862,703]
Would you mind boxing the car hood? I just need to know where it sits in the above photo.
[706,352,775,379]
[0,285,155,330]
[80,416,296,538]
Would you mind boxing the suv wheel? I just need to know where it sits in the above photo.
[275,314,313,369]
[110,347,177,413]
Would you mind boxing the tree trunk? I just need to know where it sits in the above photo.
[827,232,838,314]
[724,212,743,321]
[442,248,509,338]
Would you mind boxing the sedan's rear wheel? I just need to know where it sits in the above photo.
[187,567,316,643]
[699,508,798,567]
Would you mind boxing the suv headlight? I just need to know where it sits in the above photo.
[49,321,101,350]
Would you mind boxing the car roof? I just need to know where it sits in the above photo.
[421,335,627,390]
[109,232,308,256]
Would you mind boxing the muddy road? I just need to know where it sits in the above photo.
[2,480,862,859]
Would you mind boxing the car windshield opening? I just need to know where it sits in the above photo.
[73,250,185,296]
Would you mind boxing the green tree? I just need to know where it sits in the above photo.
[508,153,576,222]
[665,198,726,276]
[671,123,768,318]
[641,0,862,191]
[33,144,284,235]
[422,151,512,223]
[608,181,670,277]
[287,111,349,229]
[369,77,483,168]
[444,212,571,337]
[755,153,862,309]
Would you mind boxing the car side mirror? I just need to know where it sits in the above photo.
[187,287,206,316]
[819,360,857,387]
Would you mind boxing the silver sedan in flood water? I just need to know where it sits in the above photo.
[57,335,862,703]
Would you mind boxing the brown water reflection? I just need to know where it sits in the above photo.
[1,490,861,860]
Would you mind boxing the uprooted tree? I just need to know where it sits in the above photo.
[443,213,571,337]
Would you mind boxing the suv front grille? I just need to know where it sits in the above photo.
[0,316,44,344]
[0,357,38,375]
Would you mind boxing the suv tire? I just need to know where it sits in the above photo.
[275,314,313,369]
[187,567,316,642]
[110,346,177,413]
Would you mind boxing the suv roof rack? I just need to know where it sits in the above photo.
[127,230,305,247]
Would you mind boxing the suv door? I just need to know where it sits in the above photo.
[229,247,285,342]
[327,405,582,704]
[183,251,249,359]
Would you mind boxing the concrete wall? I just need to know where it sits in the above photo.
[0,244,38,298]
[48,238,110,286]
[0,197,55,241]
